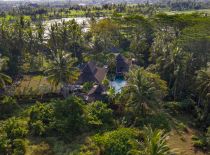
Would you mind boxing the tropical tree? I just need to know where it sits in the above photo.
[196,69,210,125]
[45,50,79,96]
[151,30,193,100]
[0,57,12,89]
[48,20,84,61]
[126,68,167,118]
[90,18,120,54]
[197,69,210,102]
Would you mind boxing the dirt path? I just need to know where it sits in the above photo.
[168,129,207,155]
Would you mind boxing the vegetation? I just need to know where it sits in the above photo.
[1,1,210,155]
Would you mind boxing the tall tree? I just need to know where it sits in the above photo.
[45,50,79,96]
[0,57,12,89]
[126,68,167,119]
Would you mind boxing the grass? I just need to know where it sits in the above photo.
[168,129,205,155]
[15,75,59,95]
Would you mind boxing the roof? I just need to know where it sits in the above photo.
[116,54,132,73]
[88,84,104,96]
[82,61,97,74]
[77,61,108,84]
[116,54,131,65]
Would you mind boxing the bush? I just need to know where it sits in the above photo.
[180,99,195,112]
[83,82,95,93]
[0,118,28,155]
[164,99,195,115]
[30,120,47,136]
[0,134,10,154]
[53,96,87,139]
[90,128,141,155]
[86,101,114,128]
[28,102,55,136]
[27,97,114,140]
[177,123,188,133]
[12,139,27,155]
[163,102,182,115]
[136,113,171,131]
[192,135,207,150]
[3,117,28,140]
[0,96,18,119]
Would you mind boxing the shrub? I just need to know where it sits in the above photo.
[28,102,55,136]
[137,113,171,131]
[0,118,28,155]
[86,101,114,128]
[164,99,195,115]
[91,128,141,155]
[30,120,46,136]
[12,139,27,155]
[163,102,182,115]
[83,82,95,92]
[53,96,87,139]
[177,123,188,133]
[192,135,207,150]
[0,96,18,119]
[0,134,10,154]
[180,99,195,112]
[3,117,28,140]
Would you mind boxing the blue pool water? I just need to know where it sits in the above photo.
[110,77,127,93]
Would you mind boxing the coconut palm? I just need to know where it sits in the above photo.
[126,68,167,116]
[196,69,210,122]
[0,57,12,89]
[45,50,79,95]
[197,69,210,101]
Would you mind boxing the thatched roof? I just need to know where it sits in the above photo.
[86,84,107,102]
[116,54,131,74]
[88,84,104,96]
[77,61,108,84]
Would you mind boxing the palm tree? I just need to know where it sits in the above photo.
[45,50,79,97]
[0,57,12,89]
[143,126,172,155]
[197,69,210,101]
[196,69,210,122]
[126,68,167,117]
[107,87,116,104]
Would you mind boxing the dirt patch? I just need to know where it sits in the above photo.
[168,129,206,155]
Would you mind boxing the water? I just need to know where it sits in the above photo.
[110,76,127,93]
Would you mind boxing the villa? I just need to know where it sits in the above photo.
[116,54,132,76]
[77,61,108,85]
[69,55,132,101]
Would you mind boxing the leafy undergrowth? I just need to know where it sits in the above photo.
[23,112,208,155]
[25,133,95,155]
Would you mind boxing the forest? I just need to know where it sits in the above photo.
[0,1,210,155]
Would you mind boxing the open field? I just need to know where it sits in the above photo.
[15,75,59,95]
[164,9,210,15]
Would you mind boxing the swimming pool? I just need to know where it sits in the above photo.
[110,76,127,93]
